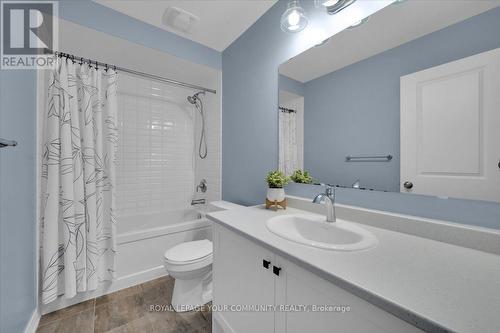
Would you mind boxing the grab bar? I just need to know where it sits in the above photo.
[346,154,392,162]
[0,138,18,148]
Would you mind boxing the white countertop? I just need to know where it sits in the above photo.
[207,205,500,333]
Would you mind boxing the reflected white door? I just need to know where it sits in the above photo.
[401,48,500,202]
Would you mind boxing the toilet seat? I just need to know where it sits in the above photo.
[163,240,213,272]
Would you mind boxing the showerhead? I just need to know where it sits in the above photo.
[187,91,205,104]
[186,91,208,159]
[187,95,196,104]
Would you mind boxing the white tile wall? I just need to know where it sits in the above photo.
[116,73,221,218]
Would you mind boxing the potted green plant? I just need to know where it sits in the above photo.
[266,170,290,202]
[290,169,313,184]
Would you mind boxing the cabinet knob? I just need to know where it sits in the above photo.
[273,266,281,276]
[403,181,413,189]
[263,259,271,269]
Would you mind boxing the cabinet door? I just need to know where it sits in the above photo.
[213,224,275,333]
[274,256,423,333]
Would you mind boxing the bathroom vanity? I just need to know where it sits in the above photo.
[207,199,500,333]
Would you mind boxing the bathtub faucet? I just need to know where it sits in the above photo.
[197,179,207,193]
[191,198,206,205]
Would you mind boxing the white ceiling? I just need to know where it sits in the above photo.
[94,0,277,52]
[280,0,500,83]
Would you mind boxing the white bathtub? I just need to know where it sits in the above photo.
[116,208,213,279]
[118,209,209,243]
[43,201,240,314]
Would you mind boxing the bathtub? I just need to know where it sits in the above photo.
[116,207,214,280]
[43,201,240,314]
[115,201,244,280]
[117,209,210,244]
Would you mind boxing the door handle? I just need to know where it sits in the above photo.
[263,259,271,269]
[403,181,413,189]
[273,265,281,276]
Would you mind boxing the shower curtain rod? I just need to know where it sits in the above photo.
[44,49,217,94]
[279,106,297,113]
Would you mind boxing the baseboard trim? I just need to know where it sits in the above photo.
[42,266,167,315]
[24,309,40,333]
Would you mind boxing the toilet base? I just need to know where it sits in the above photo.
[171,271,212,312]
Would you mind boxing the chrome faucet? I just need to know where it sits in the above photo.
[196,179,207,193]
[312,185,336,222]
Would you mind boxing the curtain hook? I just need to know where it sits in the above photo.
[105,63,109,72]
[79,57,83,65]
[95,60,99,70]
[88,59,92,69]
[71,55,75,64]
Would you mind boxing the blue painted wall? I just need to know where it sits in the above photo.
[0,71,37,333]
[303,7,500,191]
[222,2,500,229]
[222,0,390,205]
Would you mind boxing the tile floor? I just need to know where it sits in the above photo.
[36,276,212,333]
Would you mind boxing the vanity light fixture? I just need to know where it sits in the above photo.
[315,0,356,15]
[280,0,308,33]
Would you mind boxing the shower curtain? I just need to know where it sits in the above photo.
[40,58,118,304]
[279,110,298,176]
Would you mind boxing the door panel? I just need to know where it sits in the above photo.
[401,48,500,202]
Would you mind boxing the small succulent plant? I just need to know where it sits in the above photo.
[266,170,290,188]
[290,169,313,184]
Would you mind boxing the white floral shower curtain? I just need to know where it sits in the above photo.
[40,58,118,304]
[279,109,298,176]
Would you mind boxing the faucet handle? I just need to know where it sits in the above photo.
[197,179,207,193]
[325,185,335,197]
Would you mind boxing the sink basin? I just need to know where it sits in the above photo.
[266,214,378,251]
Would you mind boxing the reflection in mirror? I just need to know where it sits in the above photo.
[278,0,500,202]
[278,91,304,176]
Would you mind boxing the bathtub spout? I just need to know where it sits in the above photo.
[191,198,206,205]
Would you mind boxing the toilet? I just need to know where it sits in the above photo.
[163,239,213,312]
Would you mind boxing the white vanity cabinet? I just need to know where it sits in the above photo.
[212,224,423,333]
[212,223,276,333]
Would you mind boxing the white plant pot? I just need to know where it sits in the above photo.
[267,188,285,202]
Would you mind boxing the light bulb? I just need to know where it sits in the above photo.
[288,10,300,26]
[280,0,308,33]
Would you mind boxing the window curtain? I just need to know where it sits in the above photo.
[279,110,298,176]
[40,58,118,304]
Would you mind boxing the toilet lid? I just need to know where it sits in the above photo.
[164,239,213,262]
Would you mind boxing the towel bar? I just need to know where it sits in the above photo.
[0,138,18,148]
[345,154,392,162]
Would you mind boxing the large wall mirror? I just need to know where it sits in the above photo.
[278,0,500,203]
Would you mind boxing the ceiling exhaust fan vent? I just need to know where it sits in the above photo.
[162,7,199,34]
